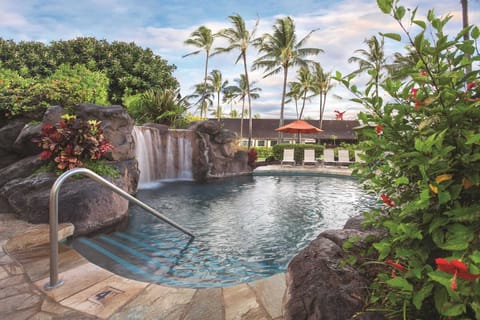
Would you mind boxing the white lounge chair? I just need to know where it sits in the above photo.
[302,149,317,166]
[354,150,366,163]
[322,149,336,166]
[338,149,353,166]
[281,148,296,166]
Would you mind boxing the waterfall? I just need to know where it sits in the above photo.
[132,126,193,185]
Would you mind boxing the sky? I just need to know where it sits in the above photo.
[1,0,479,120]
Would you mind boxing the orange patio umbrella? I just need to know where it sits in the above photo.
[275,119,323,142]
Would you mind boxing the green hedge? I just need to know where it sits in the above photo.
[272,144,324,163]
[253,146,274,159]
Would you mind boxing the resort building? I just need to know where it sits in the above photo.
[218,118,361,147]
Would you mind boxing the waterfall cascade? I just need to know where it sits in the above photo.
[132,126,193,184]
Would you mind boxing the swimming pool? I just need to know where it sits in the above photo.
[71,175,375,288]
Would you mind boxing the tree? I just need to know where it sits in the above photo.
[292,66,315,120]
[207,69,229,120]
[183,26,215,118]
[252,17,322,141]
[348,35,389,105]
[223,74,261,139]
[0,37,179,104]
[186,82,214,118]
[311,63,332,129]
[215,14,259,147]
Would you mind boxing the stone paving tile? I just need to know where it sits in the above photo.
[60,274,148,319]
[183,287,224,320]
[248,273,286,319]
[0,292,42,314]
[110,283,196,320]
[0,265,8,280]
[35,261,113,301]
[223,283,270,320]
[3,262,24,275]
[2,307,39,320]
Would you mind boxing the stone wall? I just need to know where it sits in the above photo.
[0,104,139,235]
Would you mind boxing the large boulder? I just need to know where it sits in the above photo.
[0,120,27,168]
[283,216,386,320]
[0,159,137,235]
[74,103,135,161]
[190,120,252,181]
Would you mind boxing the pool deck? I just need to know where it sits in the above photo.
[0,165,352,319]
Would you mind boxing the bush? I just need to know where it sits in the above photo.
[336,1,480,318]
[254,146,274,159]
[272,143,324,163]
[36,114,113,172]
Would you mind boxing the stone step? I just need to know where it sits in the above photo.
[4,223,74,252]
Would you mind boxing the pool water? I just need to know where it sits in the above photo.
[71,175,375,288]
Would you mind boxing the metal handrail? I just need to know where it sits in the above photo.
[45,167,194,290]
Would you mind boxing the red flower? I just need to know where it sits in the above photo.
[386,259,406,278]
[410,87,418,97]
[381,193,395,207]
[421,70,427,76]
[435,258,480,291]
[334,110,345,120]
[467,81,477,91]
[375,125,383,136]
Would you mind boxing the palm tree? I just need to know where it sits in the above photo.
[311,63,332,129]
[348,35,387,102]
[292,66,315,120]
[183,26,215,118]
[286,83,302,119]
[224,74,261,139]
[207,69,229,120]
[186,82,214,118]
[215,14,259,147]
[252,16,322,141]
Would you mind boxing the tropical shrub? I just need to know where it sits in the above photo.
[37,114,113,172]
[0,63,109,121]
[272,143,324,163]
[336,1,480,318]
[247,148,258,166]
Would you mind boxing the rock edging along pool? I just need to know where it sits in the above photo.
[71,175,375,288]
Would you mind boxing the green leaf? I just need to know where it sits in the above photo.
[466,133,480,145]
[472,26,480,39]
[413,283,433,310]
[471,251,480,264]
[393,176,409,186]
[377,0,392,14]
[386,277,413,292]
[381,32,401,41]
[394,6,406,20]
[413,20,426,29]
[438,223,474,251]
[437,190,451,205]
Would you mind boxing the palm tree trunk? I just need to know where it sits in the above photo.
[216,89,221,121]
[240,97,245,139]
[461,0,472,73]
[299,91,307,120]
[243,55,253,148]
[202,52,209,118]
[318,92,324,129]
[279,65,289,143]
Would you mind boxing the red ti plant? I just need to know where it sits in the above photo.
[37,115,113,171]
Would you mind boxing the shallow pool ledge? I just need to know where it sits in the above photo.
[253,164,353,176]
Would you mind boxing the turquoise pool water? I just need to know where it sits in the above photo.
[71,175,375,288]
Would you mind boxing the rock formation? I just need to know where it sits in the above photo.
[0,104,139,235]
[190,120,253,181]
[283,216,387,320]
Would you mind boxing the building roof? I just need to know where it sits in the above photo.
[218,119,360,141]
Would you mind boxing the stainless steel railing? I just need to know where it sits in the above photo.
[45,167,194,290]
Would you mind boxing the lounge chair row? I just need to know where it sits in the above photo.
[281,148,365,167]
